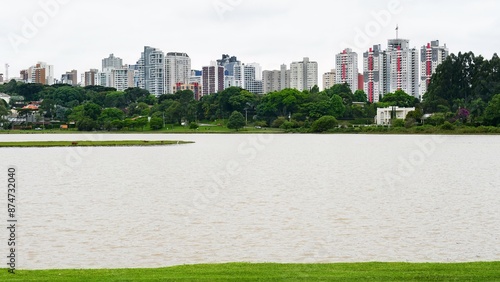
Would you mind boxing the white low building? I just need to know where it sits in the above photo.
[376,107,415,125]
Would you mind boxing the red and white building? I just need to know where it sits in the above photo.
[420,40,449,98]
[363,45,387,103]
[363,39,420,102]
[335,48,358,92]
[387,39,419,99]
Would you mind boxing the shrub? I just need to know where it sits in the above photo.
[150,117,164,130]
[271,117,287,128]
[392,119,405,127]
[280,121,295,130]
[441,121,455,130]
[311,116,338,133]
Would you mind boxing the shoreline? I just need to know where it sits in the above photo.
[1,130,499,136]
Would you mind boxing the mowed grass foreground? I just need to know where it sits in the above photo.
[0,140,193,147]
[2,262,500,281]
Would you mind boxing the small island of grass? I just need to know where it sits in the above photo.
[0,140,194,148]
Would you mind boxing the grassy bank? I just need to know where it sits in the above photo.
[0,140,193,148]
[2,124,500,135]
[0,125,284,134]
[2,262,499,281]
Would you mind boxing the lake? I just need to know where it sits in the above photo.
[1,134,499,269]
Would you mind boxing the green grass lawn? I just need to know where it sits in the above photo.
[0,140,193,147]
[1,262,499,281]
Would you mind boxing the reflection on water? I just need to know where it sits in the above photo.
[1,134,499,269]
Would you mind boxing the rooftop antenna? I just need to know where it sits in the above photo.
[396,25,399,40]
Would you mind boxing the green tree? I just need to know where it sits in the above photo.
[227,111,246,131]
[353,90,368,102]
[311,116,338,133]
[16,83,45,101]
[310,85,320,94]
[110,119,123,130]
[99,108,125,123]
[381,90,416,107]
[325,83,353,105]
[483,94,500,126]
[123,119,136,130]
[104,91,126,108]
[149,116,164,130]
[40,99,56,119]
[124,88,150,104]
[83,103,102,120]
[135,117,148,131]
[331,95,346,118]
[137,94,157,105]
[76,118,98,131]
[128,102,150,117]
[0,102,10,117]
[423,52,500,113]
[165,101,182,125]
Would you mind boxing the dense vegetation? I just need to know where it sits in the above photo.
[0,51,499,133]
[423,52,500,126]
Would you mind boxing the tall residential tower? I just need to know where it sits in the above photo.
[420,40,449,98]
[290,57,318,92]
[335,48,358,92]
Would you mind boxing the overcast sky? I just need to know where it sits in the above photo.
[1,0,499,84]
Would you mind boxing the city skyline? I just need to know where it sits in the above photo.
[1,0,499,87]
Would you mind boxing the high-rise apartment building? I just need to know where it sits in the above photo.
[84,69,98,86]
[335,48,358,92]
[247,63,262,81]
[141,46,165,96]
[202,62,224,96]
[290,57,318,92]
[111,68,135,91]
[420,40,448,98]
[386,39,419,98]
[263,64,290,94]
[190,70,203,85]
[242,64,263,94]
[129,60,144,89]
[99,53,138,91]
[27,62,54,85]
[363,39,422,102]
[61,70,78,86]
[99,67,135,91]
[323,69,336,90]
[363,44,388,103]
[102,54,123,72]
[217,55,241,77]
[165,52,191,94]
[263,70,281,93]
